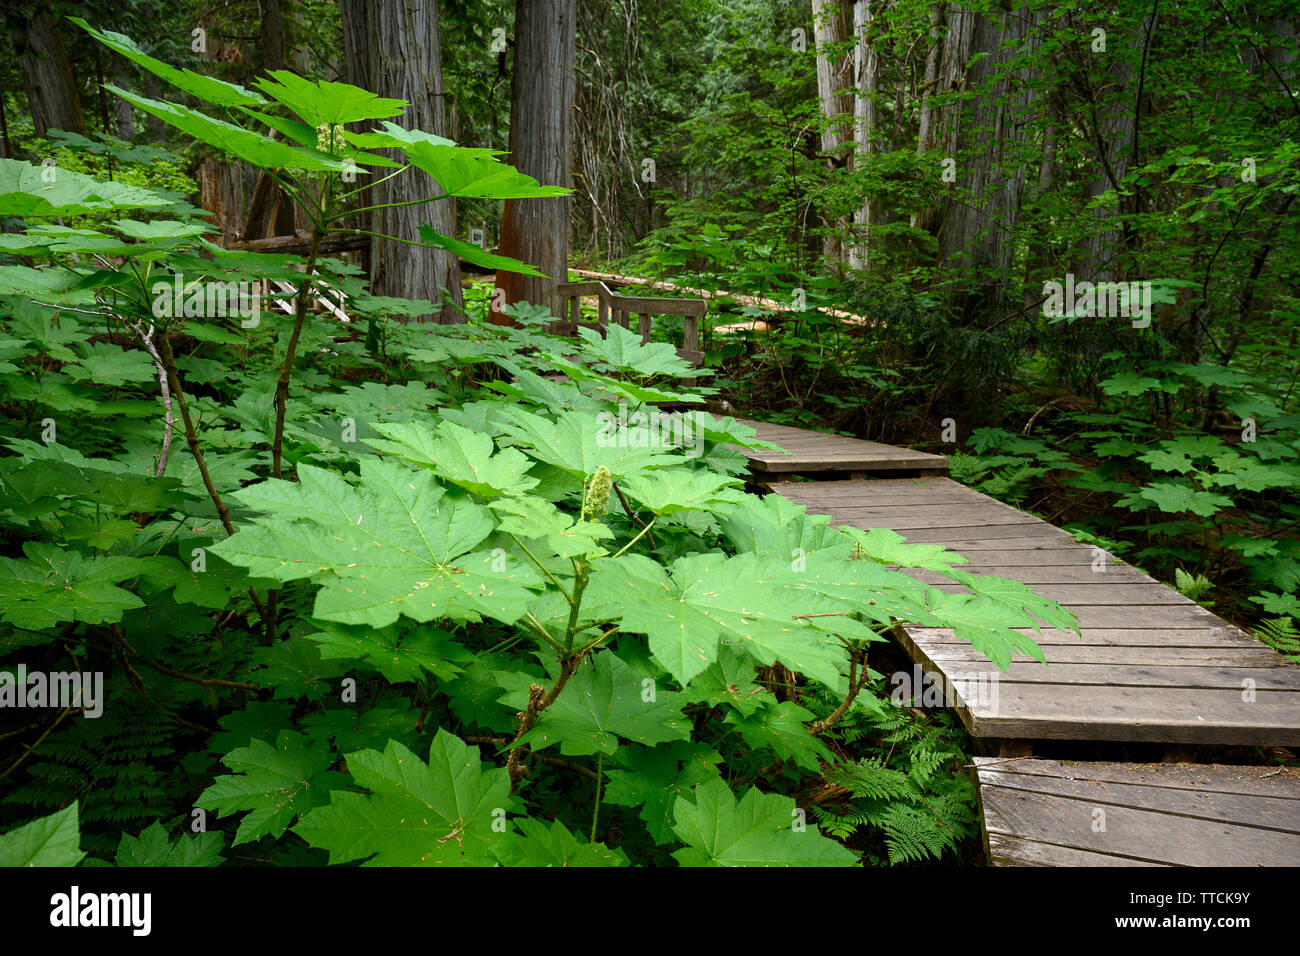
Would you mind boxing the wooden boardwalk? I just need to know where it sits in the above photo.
[738,419,1300,865]
[774,476,1300,746]
[973,758,1300,866]
[735,419,947,476]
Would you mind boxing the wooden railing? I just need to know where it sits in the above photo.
[555,280,706,367]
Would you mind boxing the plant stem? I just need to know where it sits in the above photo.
[591,752,604,842]
[271,226,325,479]
[506,656,580,792]
[154,331,268,622]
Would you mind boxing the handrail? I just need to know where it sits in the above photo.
[555,279,706,367]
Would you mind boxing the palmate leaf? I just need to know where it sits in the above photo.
[498,407,682,481]
[620,468,745,515]
[592,552,848,687]
[604,742,724,845]
[210,460,540,627]
[725,701,835,772]
[491,818,628,867]
[345,120,454,150]
[541,352,705,404]
[688,412,781,450]
[1126,481,1234,517]
[65,342,158,387]
[575,324,698,377]
[303,622,464,683]
[293,730,512,866]
[941,569,1076,640]
[506,651,693,756]
[366,419,538,498]
[717,493,841,558]
[680,645,772,716]
[401,141,570,199]
[671,777,857,867]
[842,526,968,573]
[252,71,406,126]
[103,85,348,173]
[197,732,346,846]
[115,824,224,867]
[0,158,173,218]
[73,18,266,107]
[0,543,160,631]
[489,495,614,559]
[785,542,941,628]
[0,804,84,867]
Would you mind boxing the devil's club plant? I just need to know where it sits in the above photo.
[0,21,1078,867]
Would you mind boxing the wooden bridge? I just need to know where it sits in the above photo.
[562,275,1300,866]
[738,419,1300,867]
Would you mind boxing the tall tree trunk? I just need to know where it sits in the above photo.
[261,0,287,73]
[339,0,372,276]
[935,3,1040,319]
[18,13,87,138]
[492,0,577,323]
[912,2,943,232]
[813,0,854,266]
[347,0,464,322]
[849,0,878,271]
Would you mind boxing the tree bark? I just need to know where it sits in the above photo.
[346,0,464,323]
[813,0,854,266]
[261,0,287,73]
[492,0,577,323]
[935,3,1040,318]
[849,0,878,271]
[18,13,87,139]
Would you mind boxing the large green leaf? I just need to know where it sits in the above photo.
[489,495,614,559]
[209,460,540,627]
[620,468,745,515]
[365,419,538,498]
[594,552,848,687]
[293,730,512,866]
[115,824,225,867]
[671,777,857,866]
[104,86,348,172]
[401,141,570,199]
[0,804,85,867]
[604,742,724,844]
[0,158,172,218]
[491,818,629,867]
[575,324,699,377]
[197,732,346,845]
[0,543,157,631]
[415,225,549,277]
[303,622,464,683]
[252,71,405,126]
[725,701,835,772]
[507,651,692,756]
[498,407,681,482]
[73,18,266,107]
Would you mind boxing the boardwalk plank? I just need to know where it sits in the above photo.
[735,420,948,474]
[973,759,1300,867]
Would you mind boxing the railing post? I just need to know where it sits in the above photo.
[638,313,651,342]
